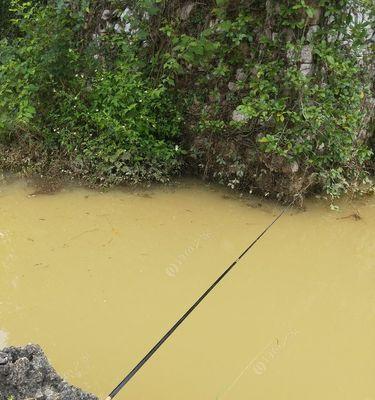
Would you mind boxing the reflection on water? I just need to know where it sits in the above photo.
[0,179,374,400]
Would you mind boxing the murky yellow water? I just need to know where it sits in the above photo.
[1,179,374,400]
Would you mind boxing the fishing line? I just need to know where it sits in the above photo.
[105,200,294,400]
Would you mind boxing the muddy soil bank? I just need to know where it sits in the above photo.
[0,344,97,400]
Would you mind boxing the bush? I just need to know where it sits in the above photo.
[51,54,182,184]
[0,0,182,184]
[0,0,373,199]
[163,0,374,199]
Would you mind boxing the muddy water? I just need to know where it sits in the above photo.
[0,179,374,400]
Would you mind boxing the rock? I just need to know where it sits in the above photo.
[0,344,98,400]
[306,24,319,41]
[179,2,195,20]
[44,387,59,400]
[235,68,246,81]
[227,82,237,91]
[35,389,44,400]
[232,110,249,122]
[0,352,8,365]
[114,23,122,33]
[282,161,299,174]
[300,63,313,76]
[300,45,313,64]
[101,9,111,21]
[300,45,313,75]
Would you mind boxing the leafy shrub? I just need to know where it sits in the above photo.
[237,54,372,198]
[0,0,373,199]
[51,54,182,184]
[166,0,374,199]
[0,0,182,184]
[0,0,83,140]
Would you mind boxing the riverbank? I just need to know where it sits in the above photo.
[1,142,374,206]
[1,1,373,202]
[0,345,97,400]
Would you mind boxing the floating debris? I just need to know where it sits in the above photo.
[337,210,361,221]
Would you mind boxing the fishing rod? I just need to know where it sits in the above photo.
[105,200,294,400]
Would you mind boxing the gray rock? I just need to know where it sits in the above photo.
[235,68,246,82]
[179,2,195,20]
[306,24,319,41]
[300,45,313,64]
[300,63,313,76]
[282,161,299,174]
[0,344,98,400]
[101,9,111,21]
[232,110,249,122]
[0,353,8,365]
[300,44,314,76]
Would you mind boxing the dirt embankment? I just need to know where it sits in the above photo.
[0,344,98,400]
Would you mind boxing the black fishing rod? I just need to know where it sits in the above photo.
[105,201,293,400]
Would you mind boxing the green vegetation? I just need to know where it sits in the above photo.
[0,0,374,200]
[0,0,182,184]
